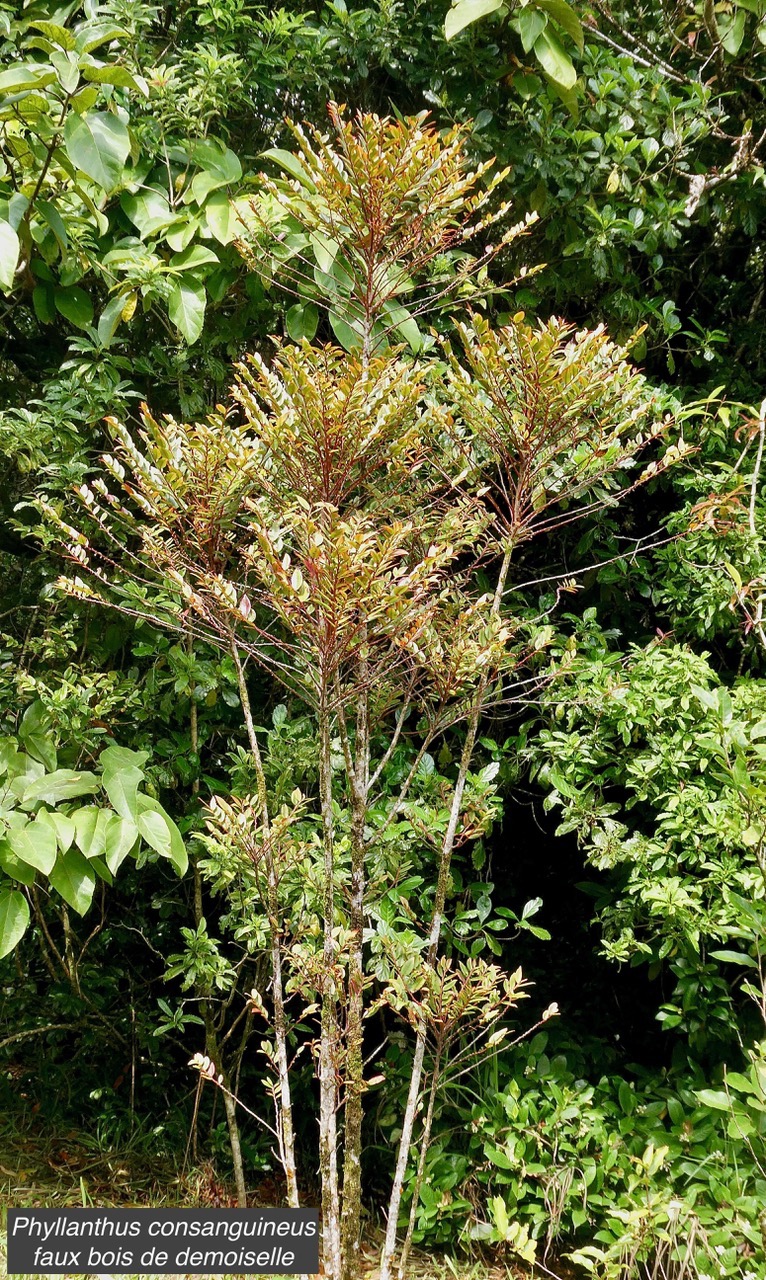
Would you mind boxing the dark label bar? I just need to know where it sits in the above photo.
[7,1208,320,1274]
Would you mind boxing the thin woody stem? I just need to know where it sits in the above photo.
[380,545,513,1280]
[318,677,342,1279]
[230,636,300,1210]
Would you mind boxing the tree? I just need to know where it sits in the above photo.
[42,104,674,1277]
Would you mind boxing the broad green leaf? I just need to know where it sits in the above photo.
[137,799,188,875]
[6,193,30,231]
[329,309,362,351]
[537,0,584,49]
[74,23,129,54]
[261,148,317,191]
[170,244,220,272]
[165,217,199,252]
[100,745,150,774]
[73,806,111,859]
[18,702,57,771]
[709,949,758,967]
[71,84,99,114]
[47,812,75,852]
[204,191,236,244]
[49,848,96,915]
[517,7,547,52]
[534,27,577,88]
[0,886,30,958]
[7,818,57,875]
[101,757,143,823]
[189,139,241,182]
[29,21,77,50]
[19,769,99,808]
[0,840,36,886]
[286,302,319,342]
[64,111,130,191]
[0,220,20,293]
[98,292,128,345]
[382,301,422,351]
[121,189,173,236]
[104,813,139,874]
[80,63,146,93]
[0,67,57,94]
[168,279,206,344]
[88,856,113,885]
[310,231,339,273]
[695,1089,732,1111]
[55,287,95,329]
[445,0,503,41]
[38,199,69,252]
[51,50,80,95]
[720,8,747,53]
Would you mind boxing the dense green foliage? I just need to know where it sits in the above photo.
[3,2,766,1278]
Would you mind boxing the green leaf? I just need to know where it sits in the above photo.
[709,949,758,968]
[382,301,422,351]
[0,220,20,293]
[285,302,319,342]
[168,279,206,344]
[98,292,128,345]
[261,148,317,190]
[49,848,96,915]
[63,111,130,191]
[329,309,362,351]
[47,812,75,852]
[74,23,129,54]
[100,755,144,823]
[73,806,111,859]
[51,50,80,95]
[7,818,57,875]
[695,1088,732,1111]
[121,188,173,236]
[80,63,145,93]
[170,244,220,272]
[445,0,504,40]
[0,840,36,886]
[99,744,150,774]
[537,0,584,49]
[137,799,188,875]
[18,702,57,771]
[310,232,339,273]
[517,7,547,53]
[0,66,57,94]
[204,191,236,244]
[104,813,138,874]
[534,27,577,88]
[38,199,69,252]
[33,284,56,324]
[29,21,77,50]
[720,8,747,54]
[0,886,30,958]
[19,769,100,807]
[55,287,94,329]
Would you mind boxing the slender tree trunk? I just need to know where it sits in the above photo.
[203,1009,248,1207]
[318,681,342,1280]
[398,1051,442,1279]
[380,548,512,1280]
[231,638,300,1208]
[340,672,369,1280]
[188,629,204,1164]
